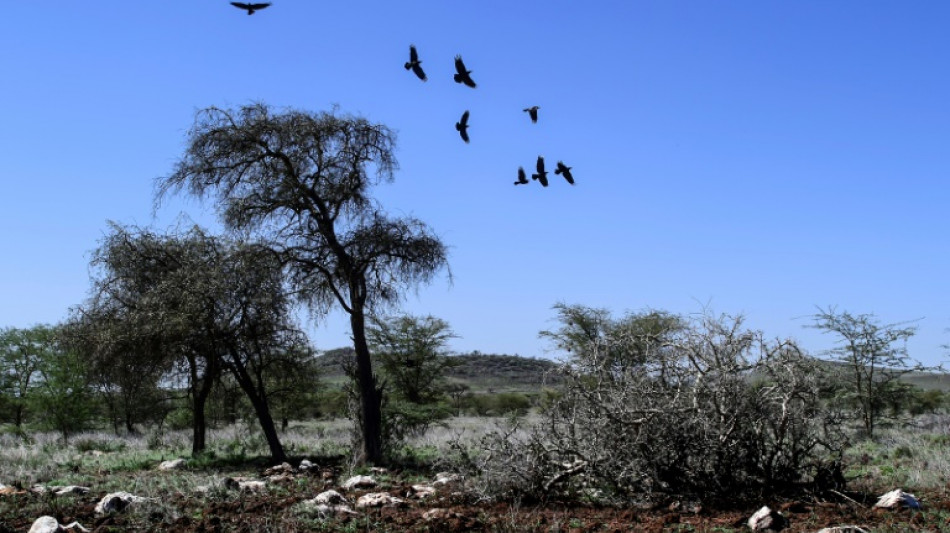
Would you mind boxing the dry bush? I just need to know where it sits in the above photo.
[467,307,846,502]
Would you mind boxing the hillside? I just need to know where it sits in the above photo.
[314,348,560,393]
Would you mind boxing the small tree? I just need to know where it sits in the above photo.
[366,314,457,446]
[809,307,927,437]
[28,329,96,444]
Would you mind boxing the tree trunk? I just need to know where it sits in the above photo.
[226,354,288,463]
[351,309,383,465]
[190,355,216,456]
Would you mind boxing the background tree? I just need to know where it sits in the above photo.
[809,307,928,437]
[367,314,457,404]
[63,307,174,434]
[0,325,53,429]
[158,103,449,464]
[28,329,96,444]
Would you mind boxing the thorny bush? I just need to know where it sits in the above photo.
[467,306,846,502]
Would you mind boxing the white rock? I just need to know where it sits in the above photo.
[747,506,788,531]
[53,486,90,496]
[94,492,149,514]
[158,458,186,470]
[816,527,870,533]
[409,484,436,499]
[355,492,405,508]
[302,503,358,516]
[28,516,62,533]
[299,459,314,471]
[874,488,921,510]
[433,472,460,485]
[312,490,348,505]
[263,462,294,476]
[342,475,376,490]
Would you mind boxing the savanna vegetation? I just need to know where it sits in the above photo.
[2,104,948,531]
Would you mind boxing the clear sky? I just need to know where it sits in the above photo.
[2,2,948,364]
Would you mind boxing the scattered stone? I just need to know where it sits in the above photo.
[370,466,388,474]
[224,477,266,492]
[355,492,405,509]
[267,473,294,483]
[28,516,61,533]
[301,502,358,516]
[816,527,870,533]
[28,516,89,533]
[299,459,314,471]
[433,472,460,485]
[747,506,788,531]
[158,458,186,470]
[263,462,294,476]
[94,492,149,515]
[423,508,461,521]
[0,484,23,495]
[312,490,348,505]
[874,489,921,510]
[53,486,90,496]
[342,475,376,490]
[408,484,436,499]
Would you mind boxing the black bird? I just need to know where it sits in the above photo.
[515,166,529,185]
[453,55,477,88]
[523,106,540,123]
[532,156,549,187]
[405,45,427,81]
[555,161,574,184]
[230,2,271,15]
[455,111,470,143]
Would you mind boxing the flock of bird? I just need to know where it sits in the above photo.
[404,45,575,188]
[229,2,575,188]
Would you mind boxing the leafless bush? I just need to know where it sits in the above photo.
[469,306,846,501]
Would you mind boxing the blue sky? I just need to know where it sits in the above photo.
[1,2,948,364]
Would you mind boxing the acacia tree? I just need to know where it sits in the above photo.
[158,103,449,464]
[809,307,927,437]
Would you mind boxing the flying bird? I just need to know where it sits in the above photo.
[515,167,529,185]
[405,45,427,81]
[555,161,575,184]
[532,156,549,187]
[453,55,477,88]
[455,110,470,143]
[523,106,540,123]
[230,2,271,15]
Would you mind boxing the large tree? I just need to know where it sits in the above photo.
[158,103,449,464]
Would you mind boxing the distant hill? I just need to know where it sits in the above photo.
[314,348,949,394]
[313,348,560,393]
